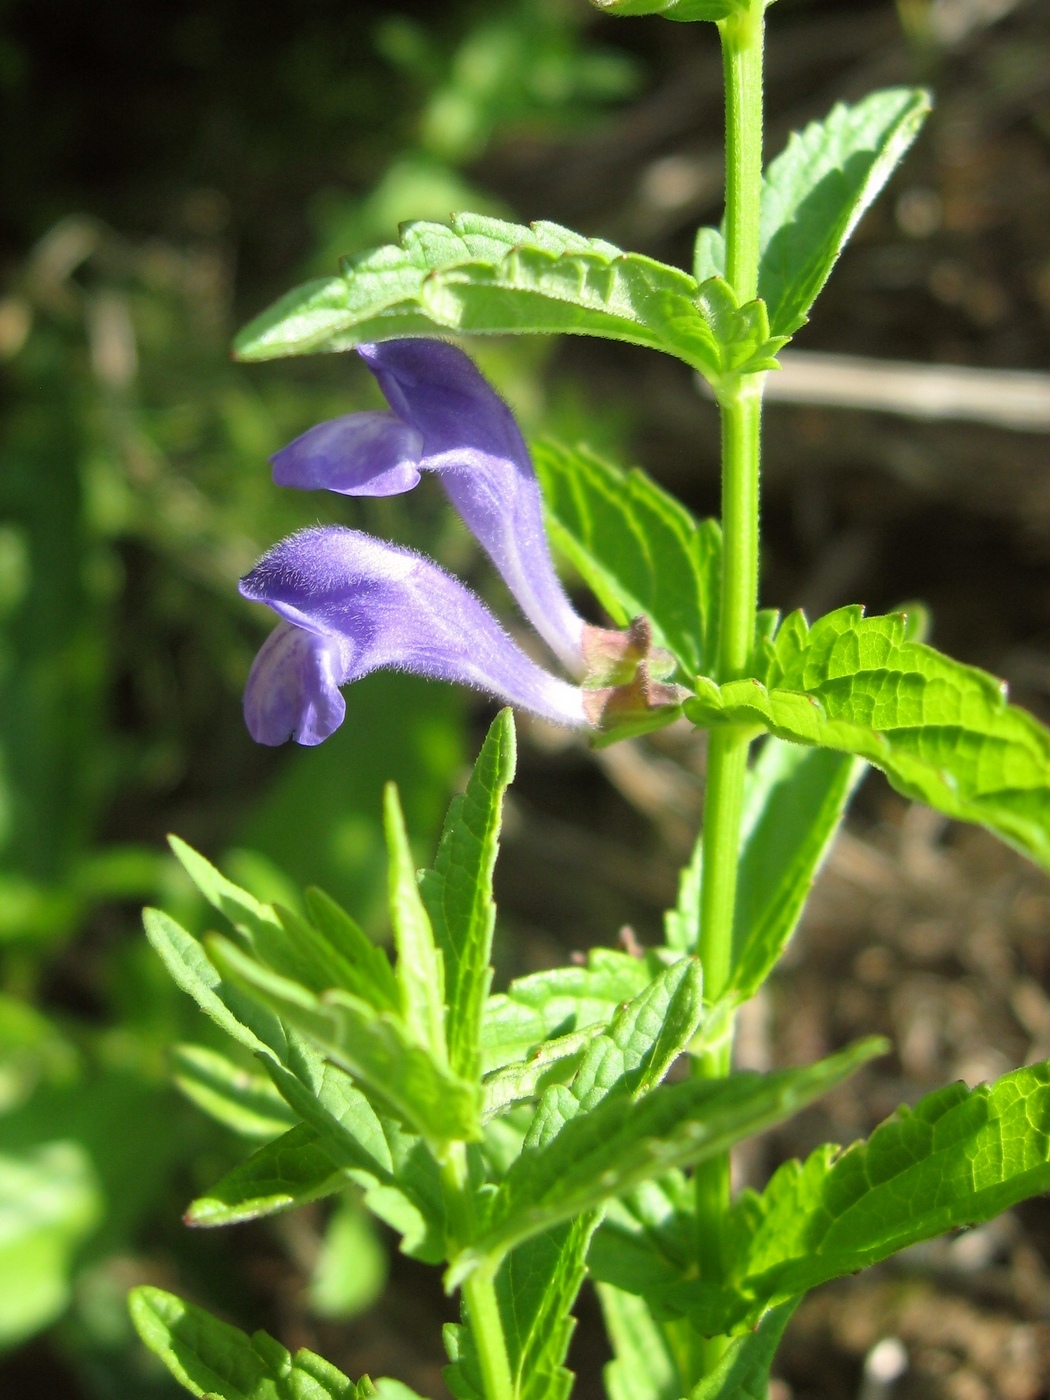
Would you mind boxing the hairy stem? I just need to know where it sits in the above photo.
[464,1267,515,1400]
[443,1148,515,1400]
[691,1,767,1383]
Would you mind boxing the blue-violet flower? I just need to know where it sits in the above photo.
[240,338,685,746]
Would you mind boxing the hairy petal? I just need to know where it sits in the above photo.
[243,621,346,745]
[357,339,586,671]
[239,527,589,744]
[271,409,423,497]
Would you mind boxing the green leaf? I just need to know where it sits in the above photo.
[208,935,480,1150]
[452,1038,883,1281]
[758,88,930,337]
[533,439,721,679]
[598,1284,683,1400]
[170,837,397,1013]
[257,1057,446,1263]
[172,1044,299,1139]
[383,783,447,1061]
[480,948,658,1073]
[185,1124,349,1228]
[527,958,705,1146]
[420,710,515,1082]
[233,215,780,381]
[731,740,865,996]
[0,1142,100,1348]
[481,1026,601,1122]
[128,1285,371,1399]
[685,605,1050,872]
[303,886,400,1012]
[589,0,740,20]
[689,1301,797,1400]
[643,1060,1050,1336]
[143,907,289,1062]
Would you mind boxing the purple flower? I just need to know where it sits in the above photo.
[271,339,584,670]
[241,338,687,747]
[240,527,587,745]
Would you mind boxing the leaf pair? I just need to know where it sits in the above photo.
[591,1060,1050,1339]
[687,604,1050,872]
[233,213,782,385]
[695,87,931,338]
[234,87,928,388]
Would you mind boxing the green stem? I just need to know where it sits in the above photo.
[442,1148,515,1400]
[690,3,767,1385]
[720,2,765,304]
[463,1267,515,1400]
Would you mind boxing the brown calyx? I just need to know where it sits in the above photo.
[580,615,689,728]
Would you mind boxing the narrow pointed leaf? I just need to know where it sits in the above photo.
[450,1038,883,1280]
[128,1285,375,1399]
[208,935,479,1148]
[480,948,659,1073]
[172,1044,298,1139]
[689,1301,797,1400]
[526,957,705,1147]
[303,886,400,1011]
[533,439,721,679]
[590,0,740,18]
[759,88,930,336]
[170,837,397,1011]
[143,907,289,1062]
[384,783,447,1060]
[233,215,780,380]
[686,605,1050,872]
[420,710,515,1082]
[598,1284,683,1400]
[481,1026,601,1122]
[731,740,866,997]
[185,1123,347,1228]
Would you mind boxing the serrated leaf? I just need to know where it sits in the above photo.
[420,710,515,1082]
[689,1301,796,1400]
[590,0,740,19]
[233,215,780,382]
[649,1060,1050,1336]
[731,740,866,997]
[383,784,447,1061]
[451,1038,883,1281]
[169,838,397,1012]
[533,439,721,679]
[172,1044,299,1139]
[598,1284,683,1400]
[128,1285,372,1399]
[186,1124,347,1228]
[481,1026,601,1122]
[480,948,658,1073]
[685,605,1050,872]
[526,958,705,1148]
[759,88,930,337]
[208,935,479,1150]
[143,907,289,1062]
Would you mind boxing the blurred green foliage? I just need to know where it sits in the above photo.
[0,0,637,1390]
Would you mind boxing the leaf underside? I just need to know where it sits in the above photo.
[592,1060,1050,1336]
[233,214,782,381]
[686,605,1050,872]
